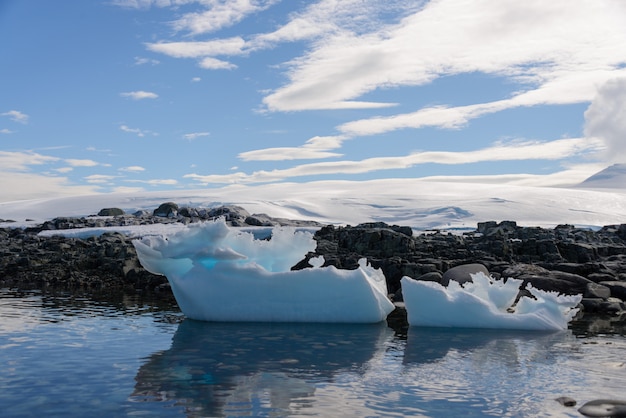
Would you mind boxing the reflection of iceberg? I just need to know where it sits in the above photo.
[401,272,582,331]
[403,327,563,365]
[133,320,391,417]
[133,219,394,323]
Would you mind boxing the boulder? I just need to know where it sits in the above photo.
[442,263,489,286]
[153,202,179,218]
[97,208,125,216]
[599,281,626,300]
[584,282,611,299]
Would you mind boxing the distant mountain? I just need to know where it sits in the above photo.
[578,164,626,188]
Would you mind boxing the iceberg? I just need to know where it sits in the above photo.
[133,219,394,323]
[401,272,582,331]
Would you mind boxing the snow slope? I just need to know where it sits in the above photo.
[1,179,626,230]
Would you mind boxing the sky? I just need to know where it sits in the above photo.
[2,0,626,203]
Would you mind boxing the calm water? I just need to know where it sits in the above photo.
[0,289,625,418]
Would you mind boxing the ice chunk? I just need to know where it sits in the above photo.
[401,272,582,331]
[133,219,394,323]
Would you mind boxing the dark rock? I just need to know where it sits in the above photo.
[578,399,626,417]
[442,263,489,286]
[599,281,626,300]
[153,202,179,218]
[555,396,577,407]
[584,282,611,299]
[97,208,125,216]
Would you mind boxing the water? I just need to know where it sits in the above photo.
[0,289,625,418]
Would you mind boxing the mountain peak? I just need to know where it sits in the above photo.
[578,164,626,188]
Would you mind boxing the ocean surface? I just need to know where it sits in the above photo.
[0,289,625,418]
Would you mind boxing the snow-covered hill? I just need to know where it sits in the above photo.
[578,164,626,189]
[1,179,626,230]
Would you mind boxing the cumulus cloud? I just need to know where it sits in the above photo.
[120,90,158,100]
[1,110,29,124]
[584,78,626,164]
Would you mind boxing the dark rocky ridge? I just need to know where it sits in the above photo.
[1,204,626,320]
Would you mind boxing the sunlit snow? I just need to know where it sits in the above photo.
[401,272,582,331]
[133,219,394,323]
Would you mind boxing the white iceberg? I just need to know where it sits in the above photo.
[132,219,394,323]
[401,272,582,331]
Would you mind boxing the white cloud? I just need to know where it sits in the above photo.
[1,129,14,134]
[186,137,603,184]
[238,135,346,161]
[199,57,237,70]
[584,77,626,164]
[182,132,210,141]
[191,77,202,82]
[110,0,194,9]
[0,172,98,202]
[112,186,146,193]
[133,56,160,66]
[119,166,146,172]
[125,179,178,185]
[171,0,280,35]
[120,90,159,100]
[84,174,117,184]
[65,159,100,167]
[262,1,626,113]
[0,151,98,202]
[120,124,156,137]
[1,110,29,124]
[146,37,246,58]
[413,162,609,187]
[0,150,59,171]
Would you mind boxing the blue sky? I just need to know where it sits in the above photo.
[2,0,626,202]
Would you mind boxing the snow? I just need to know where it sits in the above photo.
[132,219,395,323]
[2,179,626,230]
[401,272,582,331]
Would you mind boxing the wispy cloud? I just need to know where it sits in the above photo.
[170,0,280,35]
[1,110,29,124]
[182,132,210,141]
[238,136,346,161]
[133,56,160,66]
[185,137,604,184]
[125,178,178,185]
[120,90,158,100]
[262,1,626,112]
[120,124,156,137]
[0,150,59,171]
[84,174,117,184]
[1,129,14,134]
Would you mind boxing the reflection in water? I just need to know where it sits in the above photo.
[133,320,392,417]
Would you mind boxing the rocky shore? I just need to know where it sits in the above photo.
[2,203,626,324]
